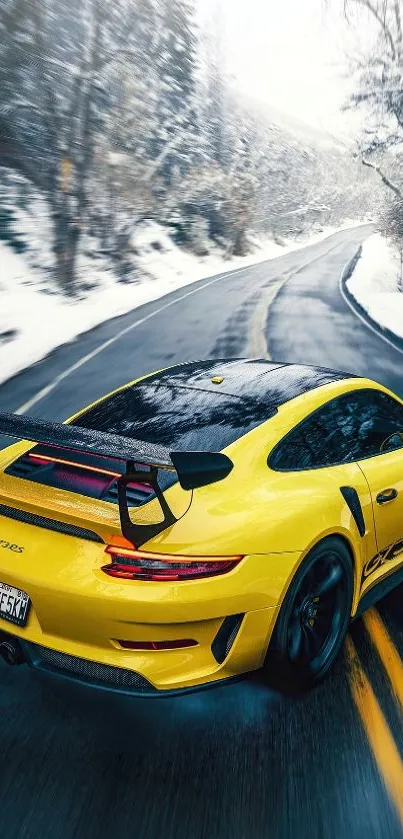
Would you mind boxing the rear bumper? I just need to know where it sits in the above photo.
[0,603,281,693]
[0,514,300,692]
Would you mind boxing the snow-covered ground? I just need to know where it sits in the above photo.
[346,233,403,340]
[0,217,368,388]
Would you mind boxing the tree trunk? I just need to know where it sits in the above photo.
[233,228,247,257]
[65,230,80,291]
[53,211,80,295]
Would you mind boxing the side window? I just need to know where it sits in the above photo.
[270,389,403,471]
[366,391,403,454]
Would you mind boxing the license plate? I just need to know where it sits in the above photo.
[0,582,30,627]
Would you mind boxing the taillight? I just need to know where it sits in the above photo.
[102,546,242,581]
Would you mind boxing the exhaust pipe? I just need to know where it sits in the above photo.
[0,638,25,665]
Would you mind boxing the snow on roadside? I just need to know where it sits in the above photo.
[346,233,403,340]
[0,219,369,388]
[134,218,370,283]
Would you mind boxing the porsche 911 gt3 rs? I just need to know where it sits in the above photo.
[0,358,403,694]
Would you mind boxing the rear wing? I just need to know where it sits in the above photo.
[0,412,233,546]
[0,411,174,469]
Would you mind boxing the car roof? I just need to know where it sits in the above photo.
[145,358,357,410]
[74,359,358,456]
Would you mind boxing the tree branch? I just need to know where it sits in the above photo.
[350,0,397,59]
[394,1,403,55]
[362,157,403,197]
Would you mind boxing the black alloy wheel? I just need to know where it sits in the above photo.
[265,537,353,690]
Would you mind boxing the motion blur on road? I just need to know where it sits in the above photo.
[3,0,403,837]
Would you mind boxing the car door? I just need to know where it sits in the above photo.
[359,447,403,565]
[353,390,403,566]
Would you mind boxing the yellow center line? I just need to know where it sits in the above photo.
[251,292,268,359]
[363,607,403,712]
[346,635,403,827]
[251,308,261,359]
[250,277,287,360]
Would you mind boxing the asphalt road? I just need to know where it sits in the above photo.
[2,224,403,839]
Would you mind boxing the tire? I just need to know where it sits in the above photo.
[265,537,353,691]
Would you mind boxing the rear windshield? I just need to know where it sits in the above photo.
[73,383,273,452]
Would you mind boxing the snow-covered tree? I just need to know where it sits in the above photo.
[0,0,139,291]
[197,3,229,171]
[340,0,403,200]
[150,0,199,184]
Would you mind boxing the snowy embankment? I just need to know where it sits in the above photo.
[0,218,366,388]
[346,233,403,341]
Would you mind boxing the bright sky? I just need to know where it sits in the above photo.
[198,0,365,138]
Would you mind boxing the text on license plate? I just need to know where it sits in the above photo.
[0,582,30,627]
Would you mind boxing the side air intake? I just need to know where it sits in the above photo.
[211,614,244,664]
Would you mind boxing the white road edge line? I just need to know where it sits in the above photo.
[339,254,403,357]
[15,266,248,415]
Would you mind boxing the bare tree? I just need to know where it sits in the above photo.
[0,0,134,291]
[342,0,403,197]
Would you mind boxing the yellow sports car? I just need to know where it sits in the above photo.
[0,358,402,695]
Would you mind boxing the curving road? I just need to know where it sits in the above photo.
[2,224,403,839]
[268,228,403,397]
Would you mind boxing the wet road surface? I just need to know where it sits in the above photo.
[2,224,403,839]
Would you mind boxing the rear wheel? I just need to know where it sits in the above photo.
[265,537,353,690]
